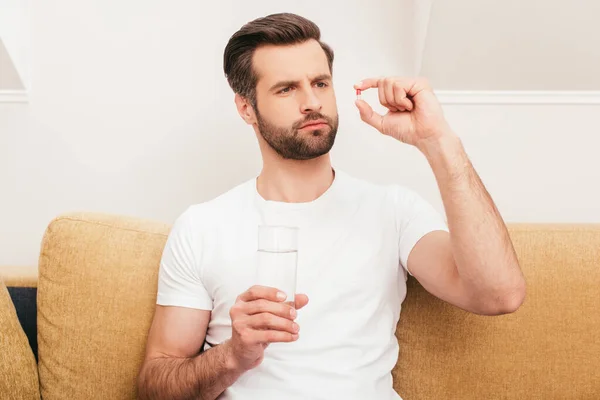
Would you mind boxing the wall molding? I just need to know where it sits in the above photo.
[434,90,600,105]
[0,90,28,103]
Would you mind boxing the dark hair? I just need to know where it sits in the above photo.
[223,13,334,108]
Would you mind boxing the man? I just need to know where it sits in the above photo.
[137,12,526,400]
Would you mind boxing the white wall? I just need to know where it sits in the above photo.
[1,0,600,267]
[0,0,30,90]
[0,39,24,89]
[421,0,600,90]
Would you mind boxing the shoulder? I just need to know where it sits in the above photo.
[336,170,440,224]
[335,169,415,205]
[172,177,255,232]
[335,169,395,200]
[389,183,427,208]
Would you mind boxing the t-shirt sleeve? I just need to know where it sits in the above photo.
[156,207,213,310]
[394,185,449,276]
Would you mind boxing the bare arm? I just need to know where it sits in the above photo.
[409,134,526,315]
[354,76,526,316]
[138,287,309,400]
[137,306,242,400]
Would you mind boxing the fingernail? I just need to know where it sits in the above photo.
[290,308,297,318]
[292,334,299,340]
[292,323,299,332]
[277,291,287,301]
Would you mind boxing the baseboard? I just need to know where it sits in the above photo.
[434,90,600,105]
[0,89,28,103]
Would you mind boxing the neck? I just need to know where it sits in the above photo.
[257,153,335,203]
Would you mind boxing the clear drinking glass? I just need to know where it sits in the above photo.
[256,225,299,308]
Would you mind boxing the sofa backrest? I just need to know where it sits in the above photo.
[36,213,170,400]
[393,224,600,399]
[35,213,600,399]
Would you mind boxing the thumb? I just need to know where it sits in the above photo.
[355,99,383,132]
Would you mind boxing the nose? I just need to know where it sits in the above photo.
[300,88,322,114]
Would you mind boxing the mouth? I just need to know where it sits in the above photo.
[299,120,329,130]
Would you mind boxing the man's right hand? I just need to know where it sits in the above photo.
[225,285,309,372]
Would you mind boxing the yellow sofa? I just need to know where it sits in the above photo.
[1,212,599,399]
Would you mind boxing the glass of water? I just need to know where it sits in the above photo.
[257,225,298,308]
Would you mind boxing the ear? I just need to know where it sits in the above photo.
[235,93,257,125]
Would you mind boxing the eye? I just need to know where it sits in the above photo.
[278,86,293,94]
[315,81,328,88]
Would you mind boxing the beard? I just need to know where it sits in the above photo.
[256,110,339,160]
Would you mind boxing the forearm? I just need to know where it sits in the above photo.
[418,132,525,304]
[138,341,244,400]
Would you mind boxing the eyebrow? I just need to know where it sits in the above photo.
[269,74,332,92]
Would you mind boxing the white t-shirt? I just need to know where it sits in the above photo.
[157,169,448,400]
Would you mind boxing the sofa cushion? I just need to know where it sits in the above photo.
[0,278,40,399]
[393,224,600,399]
[37,213,170,400]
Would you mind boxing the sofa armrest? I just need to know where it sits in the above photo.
[0,265,38,288]
[0,265,38,361]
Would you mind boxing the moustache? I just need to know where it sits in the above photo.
[293,113,333,130]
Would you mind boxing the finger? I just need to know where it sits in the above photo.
[355,99,384,132]
[378,82,393,111]
[394,80,414,111]
[238,285,287,303]
[235,325,298,344]
[384,79,399,111]
[294,294,309,310]
[392,81,411,111]
[354,78,381,90]
[396,77,430,101]
[357,77,428,101]
[247,313,300,335]
[243,299,296,319]
[256,330,299,344]
[355,78,404,111]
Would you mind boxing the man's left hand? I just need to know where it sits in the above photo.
[354,77,455,148]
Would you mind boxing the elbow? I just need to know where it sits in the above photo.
[495,291,525,315]
[488,280,527,316]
